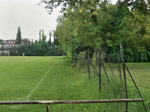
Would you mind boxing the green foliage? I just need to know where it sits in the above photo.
[41,29,47,42]
[56,1,150,62]
[12,29,63,56]
[43,0,150,62]
[17,41,63,56]
[0,39,3,45]
[66,50,72,63]
[48,31,52,45]
[39,30,42,41]
[77,51,87,66]
[53,30,59,46]
[42,0,150,14]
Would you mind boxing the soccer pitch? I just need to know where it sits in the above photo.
[0,57,149,112]
[0,56,101,112]
[0,56,71,112]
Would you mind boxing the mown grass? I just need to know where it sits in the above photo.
[127,63,150,111]
[0,57,149,112]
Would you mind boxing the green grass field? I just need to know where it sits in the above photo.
[0,57,149,112]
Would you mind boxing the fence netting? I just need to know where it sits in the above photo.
[72,46,147,112]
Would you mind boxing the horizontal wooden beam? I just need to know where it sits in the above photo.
[0,99,142,105]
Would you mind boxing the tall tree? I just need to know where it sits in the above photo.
[53,30,59,46]
[39,30,42,42]
[16,26,22,45]
[41,29,47,42]
[48,31,52,45]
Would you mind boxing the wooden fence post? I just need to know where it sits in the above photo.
[120,44,128,112]
[98,46,102,92]
[124,64,147,112]
[88,47,91,80]
[46,104,50,112]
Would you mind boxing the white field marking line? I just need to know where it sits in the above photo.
[9,60,56,102]
[25,62,56,100]
[8,59,58,109]
[9,61,56,109]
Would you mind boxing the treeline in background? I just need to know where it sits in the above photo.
[17,30,64,56]
[0,28,64,56]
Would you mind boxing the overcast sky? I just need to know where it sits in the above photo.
[0,0,117,41]
[0,0,61,41]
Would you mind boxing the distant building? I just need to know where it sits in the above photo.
[2,40,17,49]
[4,40,16,45]
[0,38,30,56]
[0,38,30,49]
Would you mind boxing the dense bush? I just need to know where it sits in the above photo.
[51,0,150,62]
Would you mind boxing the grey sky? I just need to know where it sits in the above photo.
[0,0,61,41]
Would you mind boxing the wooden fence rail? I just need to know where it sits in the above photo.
[0,99,142,112]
